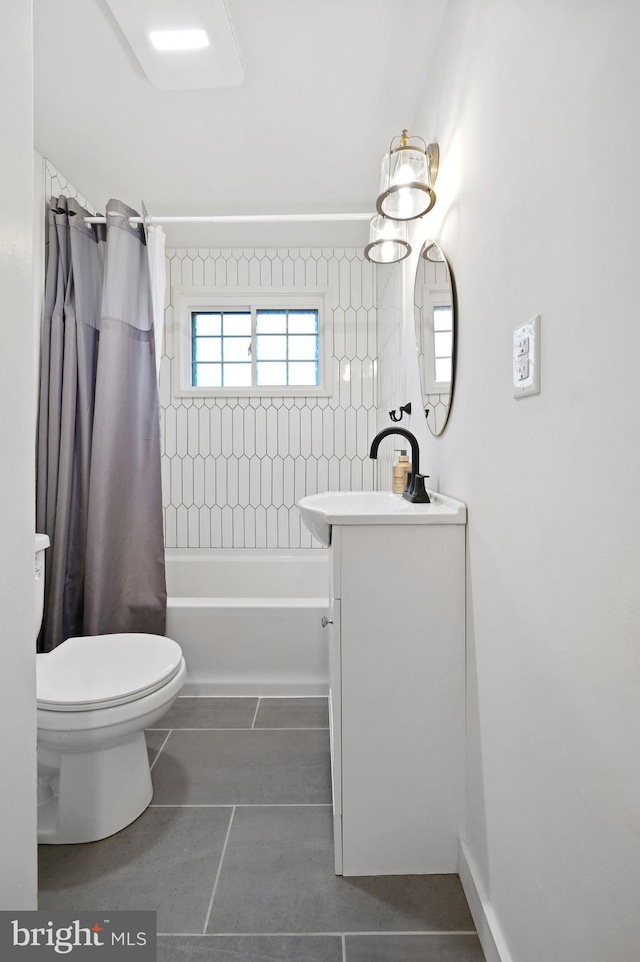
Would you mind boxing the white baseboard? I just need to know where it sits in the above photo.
[459,839,514,962]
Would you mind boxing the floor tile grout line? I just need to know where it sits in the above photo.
[201,806,236,935]
[149,803,332,808]
[251,698,261,729]
[149,731,172,772]
[342,933,346,962]
[156,929,478,939]
[255,727,330,731]
[172,696,329,700]
[146,726,330,732]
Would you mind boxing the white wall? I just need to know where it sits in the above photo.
[162,249,377,548]
[385,2,640,959]
[0,0,37,909]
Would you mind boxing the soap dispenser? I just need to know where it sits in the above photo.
[392,449,412,494]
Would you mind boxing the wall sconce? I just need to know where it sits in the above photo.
[376,130,439,221]
[364,215,411,264]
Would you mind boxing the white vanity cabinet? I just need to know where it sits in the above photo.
[325,511,466,877]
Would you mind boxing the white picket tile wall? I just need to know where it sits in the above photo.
[162,248,378,548]
[375,263,404,488]
[44,159,96,214]
[425,392,451,433]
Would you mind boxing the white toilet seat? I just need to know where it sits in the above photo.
[37,633,183,711]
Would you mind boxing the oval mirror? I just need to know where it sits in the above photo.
[413,240,456,435]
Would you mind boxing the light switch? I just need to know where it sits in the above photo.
[513,315,540,398]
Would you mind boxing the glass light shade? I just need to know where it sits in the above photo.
[422,241,445,262]
[364,216,411,264]
[377,146,435,221]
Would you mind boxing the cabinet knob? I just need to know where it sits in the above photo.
[321,616,333,628]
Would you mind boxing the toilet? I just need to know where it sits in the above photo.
[35,534,186,844]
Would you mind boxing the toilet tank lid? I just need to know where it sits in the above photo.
[37,633,183,710]
[35,534,50,552]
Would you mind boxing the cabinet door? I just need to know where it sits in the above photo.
[326,598,342,874]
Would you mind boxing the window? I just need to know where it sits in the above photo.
[432,304,453,384]
[419,287,453,393]
[191,309,319,389]
[176,290,330,397]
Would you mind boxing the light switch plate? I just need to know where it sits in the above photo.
[513,315,540,398]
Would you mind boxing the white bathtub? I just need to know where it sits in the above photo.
[165,549,330,696]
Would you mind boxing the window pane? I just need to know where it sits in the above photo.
[434,331,452,358]
[257,361,287,385]
[287,311,318,334]
[194,337,222,362]
[223,336,251,362]
[222,312,251,336]
[222,363,252,387]
[256,335,287,360]
[194,363,222,387]
[256,311,286,334]
[288,361,318,386]
[193,313,221,336]
[288,335,317,360]
[435,357,452,382]
[433,305,452,331]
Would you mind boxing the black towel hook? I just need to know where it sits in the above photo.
[389,402,412,422]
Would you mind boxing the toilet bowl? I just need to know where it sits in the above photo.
[35,536,186,844]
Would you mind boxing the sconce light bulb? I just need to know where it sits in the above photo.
[396,189,415,219]
[395,162,414,185]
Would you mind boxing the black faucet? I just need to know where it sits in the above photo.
[368,427,431,503]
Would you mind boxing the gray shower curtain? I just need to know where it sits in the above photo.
[36,196,166,652]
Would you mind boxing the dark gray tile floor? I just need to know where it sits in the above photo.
[39,807,232,932]
[206,807,473,934]
[157,935,343,962]
[149,696,259,731]
[151,730,331,805]
[255,697,329,729]
[39,697,484,962]
[145,729,170,767]
[345,934,485,961]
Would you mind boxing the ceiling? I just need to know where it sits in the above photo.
[34,0,448,247]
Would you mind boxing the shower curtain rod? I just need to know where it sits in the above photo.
[83,212,374,225]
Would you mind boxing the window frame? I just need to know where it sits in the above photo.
[174,288,332,397]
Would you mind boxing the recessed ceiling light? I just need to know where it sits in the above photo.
[149,28,209,52]
[106,0,242,87]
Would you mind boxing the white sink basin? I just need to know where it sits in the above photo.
[298,490,466,546]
